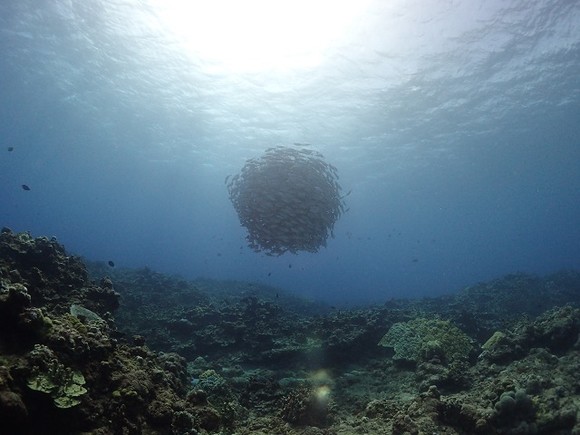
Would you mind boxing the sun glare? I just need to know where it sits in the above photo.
[151,0,369,73]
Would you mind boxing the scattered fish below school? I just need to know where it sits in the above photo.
[226,146,347,255]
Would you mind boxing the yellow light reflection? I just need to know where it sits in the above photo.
[310,369,332,405]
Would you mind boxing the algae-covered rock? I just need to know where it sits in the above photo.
[280,384,333,428]
[194,369,247,427]
[481,331,506,350]
[70,303,104,323]
[379,318,474,365]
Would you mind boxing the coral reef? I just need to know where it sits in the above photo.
[2,228,580,434]
[0,229,221,434]
[378,317,475,365]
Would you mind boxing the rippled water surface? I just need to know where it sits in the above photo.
[1,0,579,302]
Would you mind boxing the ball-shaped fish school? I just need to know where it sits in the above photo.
[227,146,347,256]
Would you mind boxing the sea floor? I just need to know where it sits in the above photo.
[1,229,579,434]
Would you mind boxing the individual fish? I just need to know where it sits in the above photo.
[21,184,30,191]
[108,261,115,267]
[341,190,352,199]
[8,146,14,152]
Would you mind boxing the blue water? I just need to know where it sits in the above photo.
[1,0,579,303]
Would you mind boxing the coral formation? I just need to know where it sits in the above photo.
[26,344,87,408]
[279,384,333,427]
[378,317,475,365]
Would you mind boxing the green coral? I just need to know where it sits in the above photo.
[26,347,87,408]
[378,318,473,365]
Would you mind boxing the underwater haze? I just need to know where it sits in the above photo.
[1,0,579,304]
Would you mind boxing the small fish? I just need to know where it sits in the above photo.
[21,184,30,191]
[288,264,292,268]
[341,190,352,199]
[108,261,115,267]
[412,258,419,263]
[8,146,14,152]
[267,272,271,276]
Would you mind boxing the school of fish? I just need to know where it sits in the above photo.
[227,146,347,256]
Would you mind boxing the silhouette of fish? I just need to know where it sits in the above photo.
[108,261,115,267]
[8,147,14,152]
[21,184,30,191]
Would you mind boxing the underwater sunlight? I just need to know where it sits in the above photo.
[149,0,371,73]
